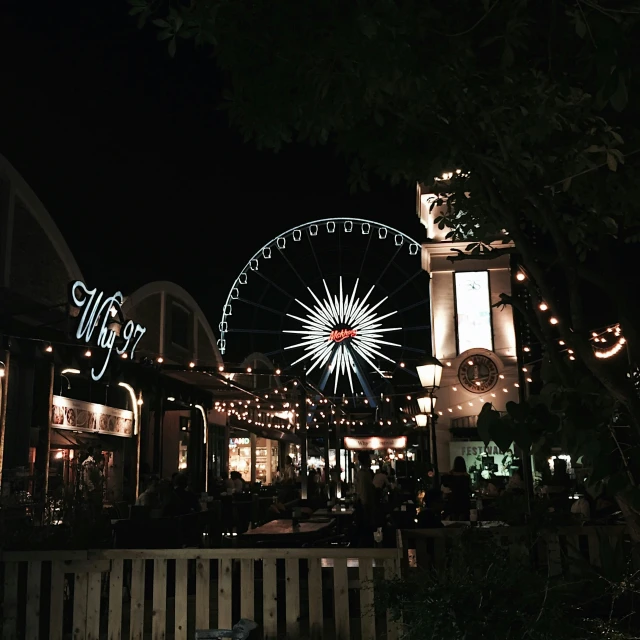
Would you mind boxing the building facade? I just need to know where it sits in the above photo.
[417,185,521,476]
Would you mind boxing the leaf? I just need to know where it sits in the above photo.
[575,16,587,39]
[610,74,628,112]
[374,112,384,126]
[152,19,170,28]
[606,152,618,172]
[512,422,532,452]
[489,419,515,452]
[562,177,572,192]
[168,37,177,58]
[501,45,514,68]
[477,403,499,446]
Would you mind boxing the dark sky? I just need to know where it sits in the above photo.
[1,0,419,325]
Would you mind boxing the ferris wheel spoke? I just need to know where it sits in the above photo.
[343,279,360,323]
[286,313,328,332]
[355,339,396,364]
[294,293,334,327]
[237,298,286,317]
[388,267,426,298]
[374,243,404,287]
[351,295,389,327]
[358,230,374,279]
[395,298,430,315]
[322,280,341,324]
[251,269,297,301]
[351,342,386,376]
[305,230,324,279]
[357,310,399,330]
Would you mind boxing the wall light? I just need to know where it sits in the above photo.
[118,382,139,435]
[61,368,80,375]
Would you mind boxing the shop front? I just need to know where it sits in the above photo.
[227,425,299,486]
[48,394,134,503]
[344,435,408,476]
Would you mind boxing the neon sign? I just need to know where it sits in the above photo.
[329,328,357,343]
[69,281,147,381]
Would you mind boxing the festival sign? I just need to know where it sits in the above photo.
[51,395,134,438]
[68,281,147,381]
[344,436,407,450]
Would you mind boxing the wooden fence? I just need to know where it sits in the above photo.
[399,525,631,575]
[0,548,402,640]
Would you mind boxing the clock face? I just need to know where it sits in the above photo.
[457,354,499,394]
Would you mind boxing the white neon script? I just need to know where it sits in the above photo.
[329,328,357,343]
[71,281,147,381]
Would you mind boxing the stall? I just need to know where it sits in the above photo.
[48,395,134,503]
[344,435,408,474]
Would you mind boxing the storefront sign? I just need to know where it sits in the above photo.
[69,281,147,381]
[229,437,250,446]
[344,436,407,450]
[449,440,514,476]
[51,395,134,438]
[329,328,357,343]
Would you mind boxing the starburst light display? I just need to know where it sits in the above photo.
[283,277,402,393]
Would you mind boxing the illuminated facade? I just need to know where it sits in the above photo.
[417,185,520,473]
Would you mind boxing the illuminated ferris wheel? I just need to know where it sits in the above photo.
[218,218,430,406]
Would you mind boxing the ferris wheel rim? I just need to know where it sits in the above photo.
[218,217,423,355]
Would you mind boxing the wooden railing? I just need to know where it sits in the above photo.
[0,548,402,640]
[399,525,630,575]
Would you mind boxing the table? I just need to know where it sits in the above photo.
[313,507,355,517]
[243,519,334,536]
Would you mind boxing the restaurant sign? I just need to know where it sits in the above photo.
[344,436,407,450]
[51,395,134,438]
[229,437,250,446]
[68,281,147,381]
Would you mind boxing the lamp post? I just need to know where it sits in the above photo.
[416,356,443,487]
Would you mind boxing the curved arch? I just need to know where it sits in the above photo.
[123,280,223,365]
[241,352,277,371]
[218,217,423,354]
[0,154,83,282]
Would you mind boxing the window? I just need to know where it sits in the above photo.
[454,271,493,353]
[171,303,190,349]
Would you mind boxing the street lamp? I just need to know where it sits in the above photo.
[416,356,443,486]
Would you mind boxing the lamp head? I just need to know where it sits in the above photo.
[416,356,444,391]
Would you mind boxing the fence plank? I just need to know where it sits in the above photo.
[285,558,300,638]
[49,562,65,640]
[2,561,19,640]
[107,558,123,640]
[384,558,400,640]
[129,559,146,640]
[239,559,254,621]
[86,571,102,640]
[174,560,188,640]
[433,537,446,573]
[195,558,210,631]
[73,573,88,640]
[152,559,167,640]
[333,558,350,640]
[307,558,323,640]
[25,560,42,640]
[359,558,375,640]
[217,558,233,631]
[262,558,278,640]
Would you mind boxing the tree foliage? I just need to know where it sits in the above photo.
[132,0,640,523]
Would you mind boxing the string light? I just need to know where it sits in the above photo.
[516,272,526,281]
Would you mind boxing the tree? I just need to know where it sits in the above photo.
[132,0,640,531]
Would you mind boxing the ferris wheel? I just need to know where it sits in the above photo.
[218,218,430,406]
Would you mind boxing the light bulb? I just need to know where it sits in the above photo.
[539,302,548,311]
[84,349,92,357]
[157,357,164,364]
[189,361,195,368]
[550,317,559,325]
[516,272,526,281]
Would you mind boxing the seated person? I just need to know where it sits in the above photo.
[163,473,201,517]
[416,489,444,528]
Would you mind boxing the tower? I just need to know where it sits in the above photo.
[417,185,520,474]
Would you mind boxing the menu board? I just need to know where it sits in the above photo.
[51,395,134,438]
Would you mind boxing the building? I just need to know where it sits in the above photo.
[417,184,521,477]
[0,155,220,505]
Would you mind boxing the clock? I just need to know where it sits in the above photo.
[457,354,499,394]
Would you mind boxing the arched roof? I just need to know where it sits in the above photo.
[122,280,223,365]
[0,154,83,282]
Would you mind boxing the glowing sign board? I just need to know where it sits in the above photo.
[69,281,147,381]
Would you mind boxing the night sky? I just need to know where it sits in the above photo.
[1,0,418,327]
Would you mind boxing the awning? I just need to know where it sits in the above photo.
[50,429,122,451]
